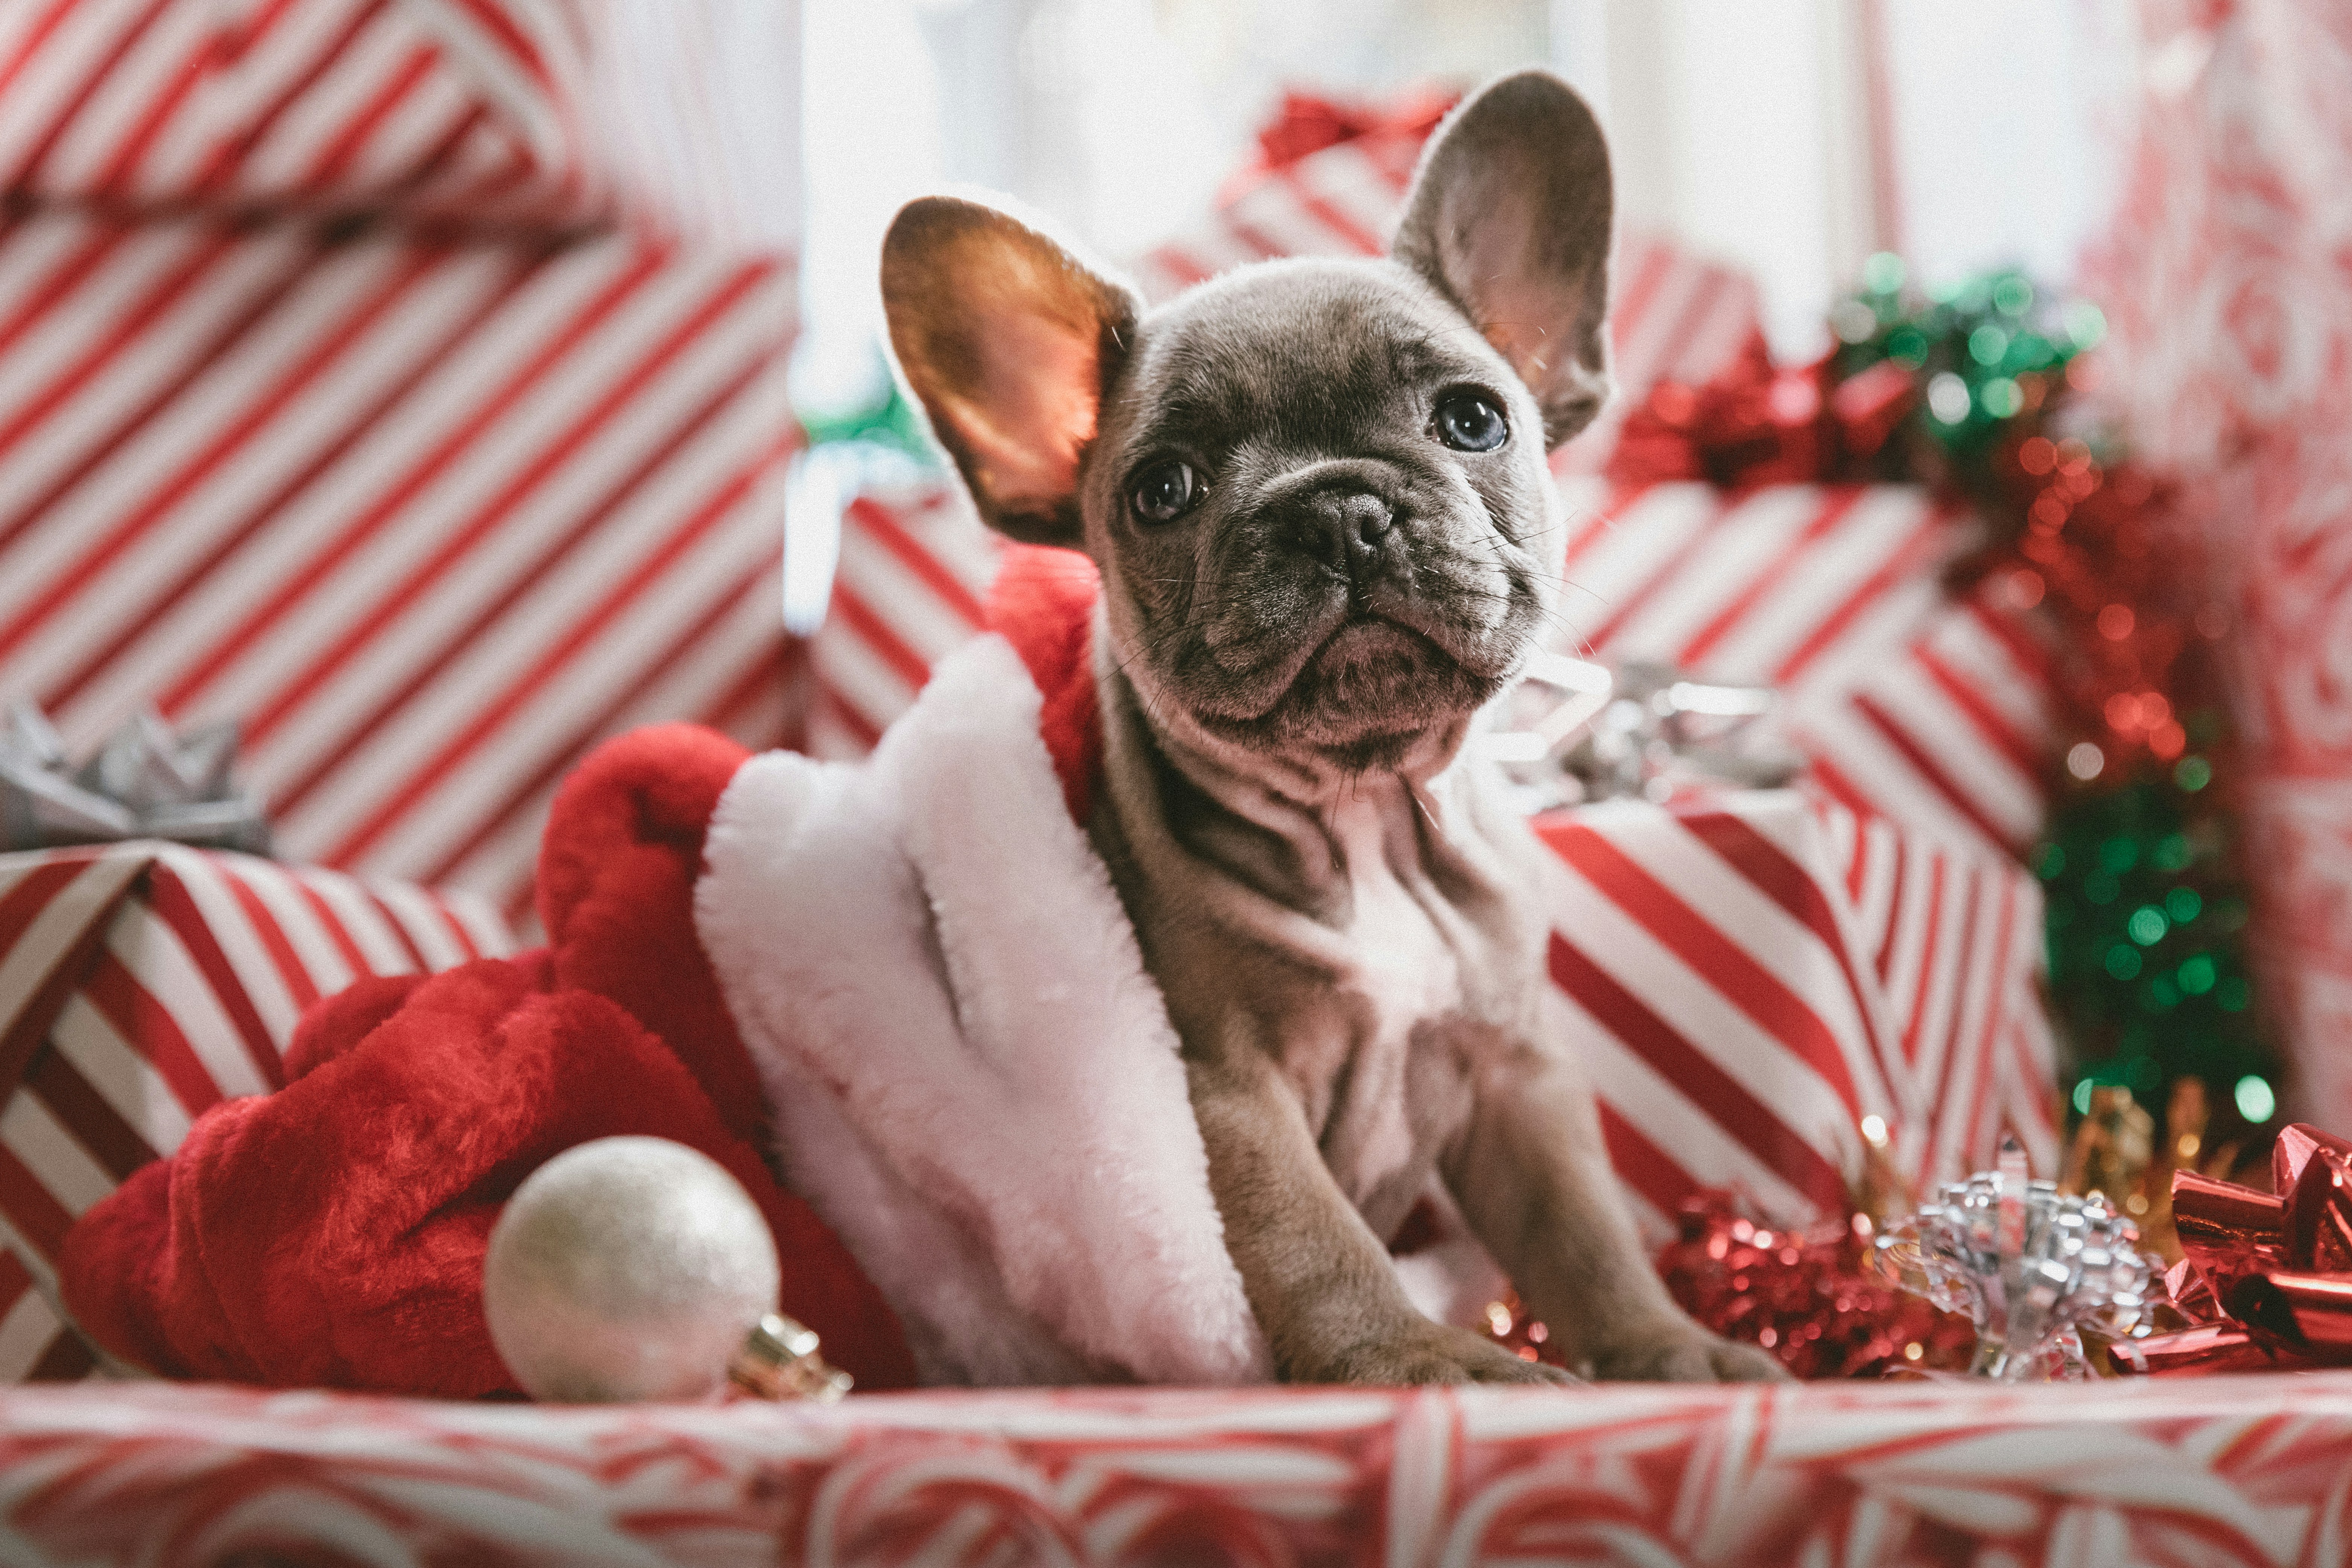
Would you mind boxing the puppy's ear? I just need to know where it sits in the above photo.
[882,196,1141,547]
[1392,70,1614,447]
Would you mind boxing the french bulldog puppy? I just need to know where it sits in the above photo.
[880,69,1784,1386]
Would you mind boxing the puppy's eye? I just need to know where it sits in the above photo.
[1434,392,1508,453]
[1130,459,1199,523]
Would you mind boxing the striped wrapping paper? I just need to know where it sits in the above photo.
[0,0,797,241]
[1537,789,2057,1242]
[1128,113,1766,476]
[9,1376,2352,1563]
[0,841,512,1382]
[1554,477,2058,859]
[804,480,996,760]
[0,206,805,928]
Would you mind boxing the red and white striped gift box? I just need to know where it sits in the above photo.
[1555,477,2058,858]
[9,1376,2352,1560]
[0,0,794,239]
[1824,800,2059,1194]
[1535,789,2057,1241]
[0,840,512,1382]
[1129,113,1765,476]
[804,479,996,760]
[0,207,804,928]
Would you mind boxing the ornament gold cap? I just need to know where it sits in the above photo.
[729,1312,852,1403]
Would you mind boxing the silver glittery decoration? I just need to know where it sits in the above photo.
[1876,1148,2154,1379]
[1480,654,1806,813]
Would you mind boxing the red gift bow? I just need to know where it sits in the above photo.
[2115,1123,2352,1375]
[1606,351,1918,489]
[1217,88,1459,204]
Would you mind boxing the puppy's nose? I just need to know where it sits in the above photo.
[1298,489,1396,583]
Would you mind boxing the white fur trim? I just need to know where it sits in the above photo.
[697,636,1270,1385]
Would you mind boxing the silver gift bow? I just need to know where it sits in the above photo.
[1875,1164,2153,1379]
[1481,654,1806,812]
[0,702,270,855]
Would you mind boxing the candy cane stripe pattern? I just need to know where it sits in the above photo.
[806,485,999,759]
[1534,790,2054,1239]
[0,842,513,1383]
[2088,4,2352,1135]
[1555,477,2058,860]
[0,1378,2349,1562]
[0,208,804,928]
[0,0,762,235]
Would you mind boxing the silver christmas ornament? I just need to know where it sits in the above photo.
[484,1137,797,1404]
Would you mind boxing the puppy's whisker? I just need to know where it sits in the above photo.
[1556,576,1611,607]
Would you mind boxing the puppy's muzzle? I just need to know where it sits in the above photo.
[1283,485,1397,589]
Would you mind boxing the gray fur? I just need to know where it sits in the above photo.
[881,68,1785,1387]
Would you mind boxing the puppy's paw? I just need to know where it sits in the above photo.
[1589,1326,1791,1384]
[1317,1324,1580,1387]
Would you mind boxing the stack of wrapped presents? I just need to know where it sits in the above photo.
[0,8,2345,1565]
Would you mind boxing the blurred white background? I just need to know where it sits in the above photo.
[793,0,2137,420]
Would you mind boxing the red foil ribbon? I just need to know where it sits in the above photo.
[1606,353,1918,489]
[1648,1193,1976,1379]
[2115,1122,2352,1375]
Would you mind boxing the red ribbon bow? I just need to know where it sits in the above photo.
[2116,1123,2352,1375]
[1607,352,1918,490]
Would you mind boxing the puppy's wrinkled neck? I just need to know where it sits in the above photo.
[1092,619,1483,920]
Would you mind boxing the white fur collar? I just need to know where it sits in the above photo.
[695,635,1270,1386]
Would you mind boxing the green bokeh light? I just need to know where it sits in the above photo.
[2065,300,2107,348]
[2235,1075,2277,1122]
[1823,265,2278,1142]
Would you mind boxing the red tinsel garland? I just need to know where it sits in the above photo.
[1484,1193,1976,1380]
[1604,335,2232,815]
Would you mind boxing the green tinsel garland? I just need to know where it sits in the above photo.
[1833,254,2281,1152]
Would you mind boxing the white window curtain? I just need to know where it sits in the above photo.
[1556,0,2134,356]
[794,0,2131,401]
